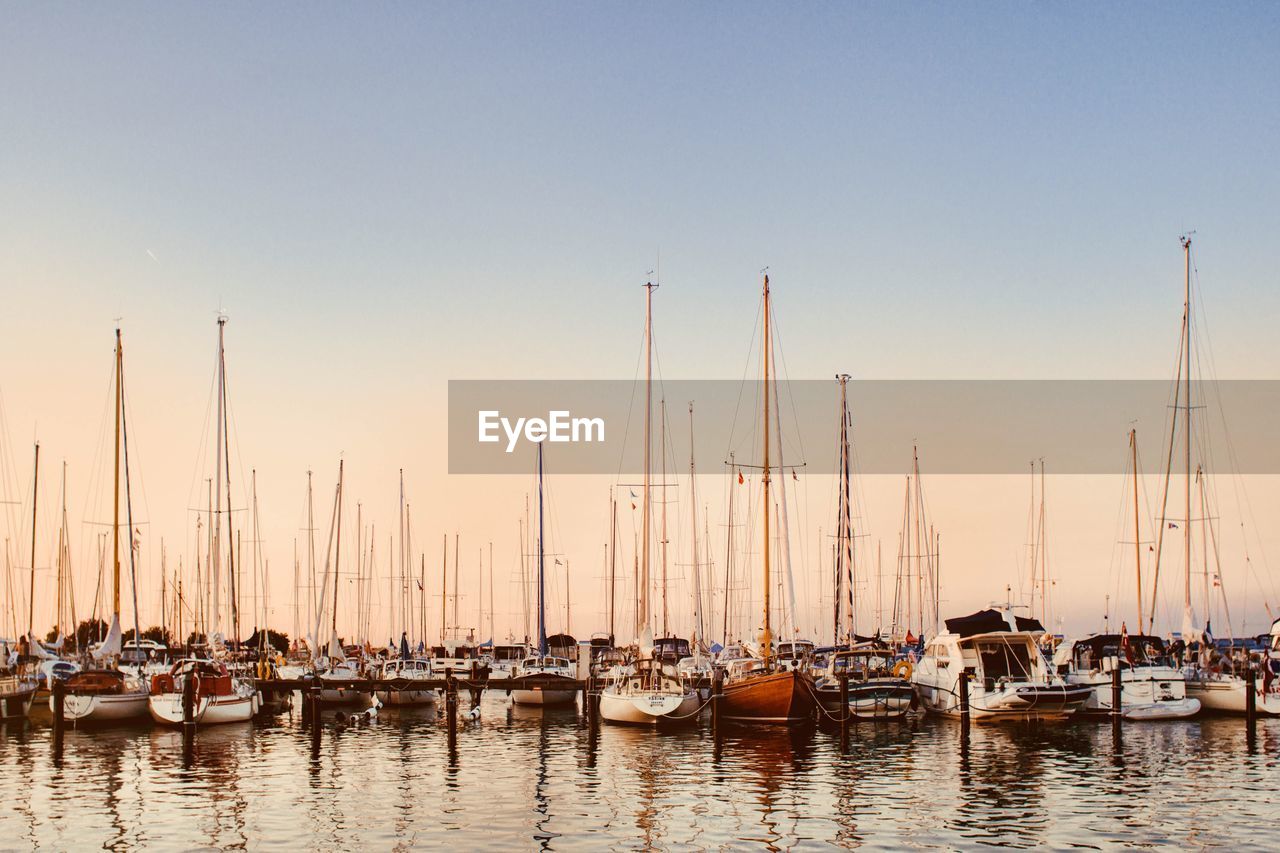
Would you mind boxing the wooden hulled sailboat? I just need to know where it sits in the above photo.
[721,275,816,724]
[62,328,150,723]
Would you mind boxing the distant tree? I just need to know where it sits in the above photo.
[75,618,110,649]
[265,629,289,654]
[141,626,172,646]
[185,631,207,647]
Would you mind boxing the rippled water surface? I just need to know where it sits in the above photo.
[3,697,1278,850]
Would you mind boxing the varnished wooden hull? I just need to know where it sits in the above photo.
[721,669,816,724]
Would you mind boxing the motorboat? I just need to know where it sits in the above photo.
[511,655,577,706]
[912,609,1091,720]
[1053,634,1200,720]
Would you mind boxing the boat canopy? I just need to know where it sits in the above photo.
[945,609,1044,638]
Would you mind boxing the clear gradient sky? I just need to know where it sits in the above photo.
[2,4,1279,645]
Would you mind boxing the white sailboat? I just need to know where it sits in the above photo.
[511,444,577,706]
[1161,237,1280,714]
[1055,429,1199,720]
[149,318,258,725]
[600,280,698,724]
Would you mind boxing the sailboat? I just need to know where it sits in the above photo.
[0,444,40,721]
[720,274,816,724]
[150,317,259,724]
[1161,237,1280,715]
[813,375,914,720]
[1053,428,1200,720]
[600,281,699,724]
[62,328,150,723]
[511,444,577,706]
[313,460,370,706]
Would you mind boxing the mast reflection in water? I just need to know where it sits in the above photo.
[3,700,1278,848]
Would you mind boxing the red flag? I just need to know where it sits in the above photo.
[738,471,744,485]
[1121,621,1134,665]
[631,502,636,510]
[792,470,798,481]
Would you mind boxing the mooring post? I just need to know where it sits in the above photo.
[308,681,322,729]
[1246,666,1257,726]
[958,669,970,722]
[838,672,850,752]
[446,669,458,739]
[1111,663,1123,723]
[182,671,196,727]
[52,678,66,747]
[712,668,723,735]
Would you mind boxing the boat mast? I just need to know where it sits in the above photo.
[836,374,854,646]
[1131,428,1144,631]
[689,402,705,651]
[1182,235,1193,633]
[609,488,617,645]
[641,280,656,646]
[537,443,547,656]
[761,273,773,666]
[660,398,668,637]
[440,534,447,644]
[331,460,344,638]
[723,452,734,645]
[27,442,39,642]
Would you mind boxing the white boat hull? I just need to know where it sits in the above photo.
[599,689,693,724]
[374,688,437,706]
[512,687,577,706]
[57,691,150,722]
[1121,698,1201,720]
[1187,678,1280,715]
[149,692,258,725]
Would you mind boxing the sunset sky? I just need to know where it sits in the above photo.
[3,4,1279,646]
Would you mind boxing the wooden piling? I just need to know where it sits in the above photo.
[1110,664,1123,721]
[1246,667,1257,725]
[712,668,723,735]
[182,671,196,727]
[52,679,66,748]
[958,669,970,723]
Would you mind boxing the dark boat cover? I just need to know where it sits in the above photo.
[945,609,1045,637]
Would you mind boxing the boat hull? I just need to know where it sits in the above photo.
[817,681,914,720]
[599,689,698,724]
[915,681,1092,721]
[1187,678,1280,715]
[149,692,257,725]
[1,684,37,720]
[58,691,150,722]
[512,687,577,706]
[374,688,437,706]
[721,670,816,724]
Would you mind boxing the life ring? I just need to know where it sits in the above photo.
[892,660,913,680]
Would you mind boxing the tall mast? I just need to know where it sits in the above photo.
[689,402,704,650]
[440,534,447,644]
[453,533,459,641]
[660,397,668,637]
[723,452,734,644]
[114,327,123,621]
[836,374,854,645]
[537,443,547,656]
[27,442,40,639]
[760,273,773,666]
[306,470,315,640]
[1182,235,1193,627]
[331,460,344,636]
[609,488,617,644]
[1132,428,1143,630]
[212,316,225,640]
[640,280,656,645]
[488,540,494,644]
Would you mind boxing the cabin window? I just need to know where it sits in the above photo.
[975,641,1033,681]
